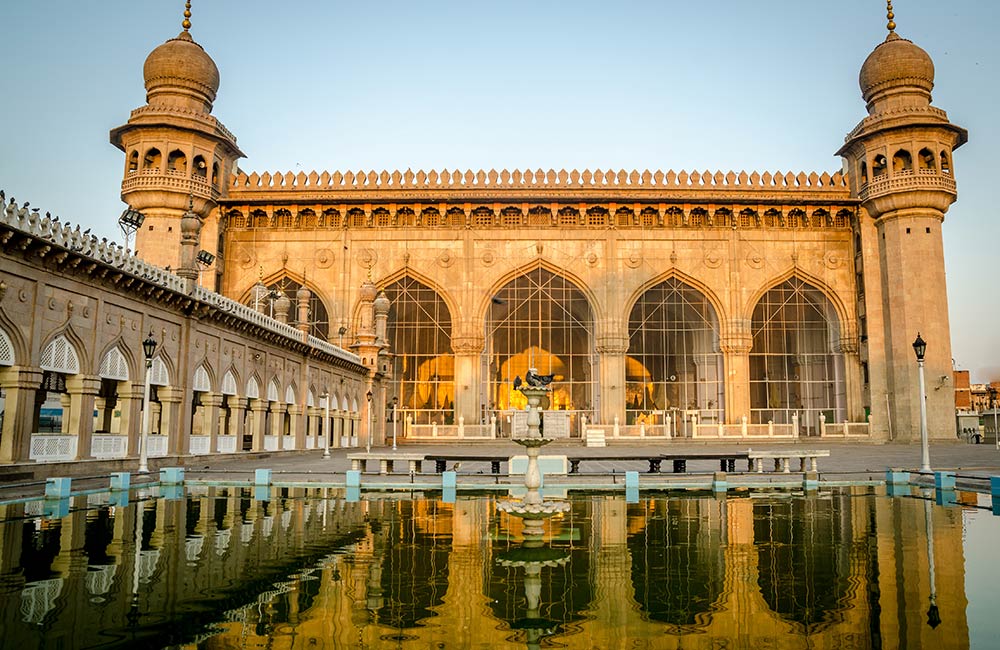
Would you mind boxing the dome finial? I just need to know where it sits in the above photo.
[886,0,896,34]
[182,1,192,32]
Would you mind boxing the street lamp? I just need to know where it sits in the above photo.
[365,390,373,453]
[913,333,930,473]
[391,396,399,450]
[138,330,157,473]
[989,386,998,449]
[322,391,331,459]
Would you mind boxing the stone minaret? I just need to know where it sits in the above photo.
[110,2,243,283]
[837,3,967,440]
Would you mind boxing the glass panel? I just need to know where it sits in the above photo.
[749,278,846,429]
[384,277,455,425]
[263,278,330,340]
[485,268,595,415]
[626,278,724,425]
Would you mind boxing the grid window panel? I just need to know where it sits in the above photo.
[384,277,455,424]
[749,278,846,429]
[626,279,724,423]
[266,278,330,340]
[485,269,595,413]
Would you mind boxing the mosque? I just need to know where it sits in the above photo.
[106,1,966,444]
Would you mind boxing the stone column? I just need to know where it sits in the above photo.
[838,336,866,424]
[117,382,145,458]
[451,335,484,427]
[721,321,752,425]
[0,366,43,463]
[269,403,285,440]
[94,397,108,432]
[249,399,268,451]
[287,405,304,449]
[307,406,324,448]
[596,335,628,425]
[227,396,246,444]
[199,392,224,453]
[65,375,101,460]
[157,387,186,455]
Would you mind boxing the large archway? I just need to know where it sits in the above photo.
[626,278,724,427]
[484,268,595,417]
[749,277,846,430]
[383,276,455,425]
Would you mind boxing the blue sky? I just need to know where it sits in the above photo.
[1,1,997,379]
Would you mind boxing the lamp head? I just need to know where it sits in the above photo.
[142,330,158,361]
[912,333,927,362]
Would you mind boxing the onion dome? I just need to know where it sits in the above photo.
[142,30,220,111]
[274,292,292,319]
[859,32,934,105]
[374,291,390,315]
[296,285,311,301]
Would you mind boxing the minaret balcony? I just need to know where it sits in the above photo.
[122,170,220,201]
[857,170,955,203]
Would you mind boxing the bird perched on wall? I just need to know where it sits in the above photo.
[452,462,462,473]
[513,375,523,390]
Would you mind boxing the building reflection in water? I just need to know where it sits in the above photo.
[0,487,976,648]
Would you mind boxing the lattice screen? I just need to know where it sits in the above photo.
[307,389,316,407]
[0,327,14,366]
[40,335,80,374]
[245,376,260,400]
[98,347,130,381]
[285,384,297,404]
[150,356,170,386]
[193,365,211,392]
[221,370,238,396]
[267,378,280,402]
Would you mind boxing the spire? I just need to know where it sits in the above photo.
[182,1,192,32]
[886,1,896,35]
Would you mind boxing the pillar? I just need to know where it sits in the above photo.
[307,406,323,448]
[288,404,304,449]
[721,322,752,425]
[199,392,223,453]
[269,403,285,440]
[249,399,268,451]
[157,387,186,455]
[117,382,145,458]
[227,395,246,444]
[451,335,483,427]
[65,375,100,460]
[596,335,628,425]
[0,367,43,463]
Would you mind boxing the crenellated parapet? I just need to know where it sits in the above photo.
[230,167,848,194]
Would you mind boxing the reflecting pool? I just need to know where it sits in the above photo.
[0,486,998,648]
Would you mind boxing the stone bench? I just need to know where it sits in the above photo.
[347,452,424,475]
[747,449,830,473]
[661,452,750,473]
[567,455,665,474]
[425,455,507,474]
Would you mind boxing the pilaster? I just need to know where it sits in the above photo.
[596,334,628,424]
[0,366,43,463]
[65,375,101,460]
[720,320,752,424]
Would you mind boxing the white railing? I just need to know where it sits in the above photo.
[29,435,78,462]
[217,435,238,454]
[305,437,315,450]
[264,435,279,451]
[692,421,799,439]
[147,435,168,457]
[281,436,295,450]
[189,436,211,456]
[91,434,128,459]
[820,419,871,438]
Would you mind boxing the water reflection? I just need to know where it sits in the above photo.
[0,487,983,648]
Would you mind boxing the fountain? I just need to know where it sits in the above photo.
[496,378,571,538]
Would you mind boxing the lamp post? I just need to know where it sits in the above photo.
[365,390,373,453]
[391,396,399,450]
[990,386,998,449]
[913,333,930,473]
[138,330,157,473]
[322,391,331,459]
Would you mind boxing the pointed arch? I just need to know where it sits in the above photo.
[285,383,297,404]
[193,362,214,393]
[98,345,131,381]
[624,269,728,325]
[0,327,13,366]
[742,267,851,330]
[243,269,332,339]
[150,355,171,386]
[351,396,359,413]
[484,264,597,413]
[39,333,82,375]
[267,377,281,403]
[329,393,341,410]
[0,309,27,366]
[475,258,603,325]
[245,374,261,400]
[221,368,239,396]
[307,387,316,407]
[372,267,459,325]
